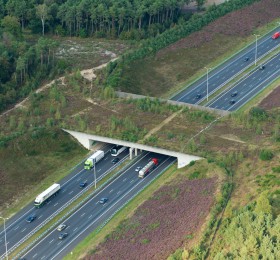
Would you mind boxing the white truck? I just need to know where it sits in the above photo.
[34,183,61,208]
[84,150,105,170]
[138,158,159,178]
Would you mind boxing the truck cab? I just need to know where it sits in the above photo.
[272,32,280,39]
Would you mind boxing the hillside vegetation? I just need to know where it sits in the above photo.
[1,0,280,259]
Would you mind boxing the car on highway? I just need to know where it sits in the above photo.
[57,224,67,231]
[243,57,249,61]
[99,197,108,204]
[79,182,87,188]
[231,91,238,97]
[272,32,280,39]
[26,214,36,223]
[229,99,236,105]
[135,166,142,172]
[259,64,265,70]
[111,157,120,164]
[195,93,202,99]
[58,232,68,240]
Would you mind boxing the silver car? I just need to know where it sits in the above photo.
[57,224,67,231]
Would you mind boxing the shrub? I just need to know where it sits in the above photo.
[272,166,280,173]
[189,160,195,167]
[189,171,201,180]
[249,107,268,121]
[259,149,274,161]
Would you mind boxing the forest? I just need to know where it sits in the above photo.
[0,0,202,39]
[0,0,202,113]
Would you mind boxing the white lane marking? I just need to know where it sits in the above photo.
[117,191,121,195]
[98,169,101,172]
[104,157,108,160]
[41,256,46,260]
[130,179,134,183]
[33,253,37,258]
[73,227,78,232]
[62,189,66,193]
[123,178,127,182]
[21,228,26,233]
[57,241,62,246]
[14,226,19,231]
[49,239,54,244]
[68,191,73,195]
[88,215,92,219]
[96,201,99,205]
[54,203,58,207]
[38,215,43,219]
[47,201,51,204]
[49,157,173,260]
[81,213,85,217]
[109,189,113,193]
[21,153,152,259]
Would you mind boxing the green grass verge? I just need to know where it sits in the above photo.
[0,129,88,218]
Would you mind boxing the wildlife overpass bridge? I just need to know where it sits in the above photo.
[64,129,202,168]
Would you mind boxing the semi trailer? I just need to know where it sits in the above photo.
[34,183,61,208]
[84,150,104,170]
[138,158,159,178]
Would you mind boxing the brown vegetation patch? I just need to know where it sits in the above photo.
[88,177,217,260]
[259,85,280,110]
[159,0,280,54]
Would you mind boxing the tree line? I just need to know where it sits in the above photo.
[0,0,208,39]
[0,20,62,112]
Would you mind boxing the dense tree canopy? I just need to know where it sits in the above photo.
[0,0,195,39]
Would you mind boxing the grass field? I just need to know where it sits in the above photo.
[0,129,87,216]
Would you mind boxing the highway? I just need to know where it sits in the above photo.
[21,153,175,260]
[206,53,280,111]
[171,27,280,105]
[0,144,129,258]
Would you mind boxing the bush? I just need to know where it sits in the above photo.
[249,107,268,121]
[272,166,280,173]
[259,149,274,161]
[189,160,195,167]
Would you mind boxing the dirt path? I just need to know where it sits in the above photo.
[141,109,183,141]
[0,58,118,119]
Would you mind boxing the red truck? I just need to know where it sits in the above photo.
[272,32,280,39]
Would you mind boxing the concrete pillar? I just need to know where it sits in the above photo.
[134,148,138,156]
[129,147,134,159]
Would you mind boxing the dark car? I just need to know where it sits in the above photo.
[79,182,87,188]
[58,232,68,240]
[229,99,236,105]
[26,214,36,223]
[99,197,108,204]
[231,91,238,97]
[195,93,202,99]
[111,158,120,164]
[244,57,249,61]
[259,64,265,70]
